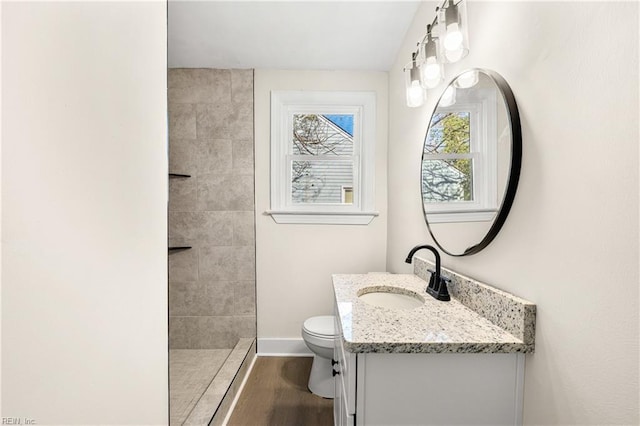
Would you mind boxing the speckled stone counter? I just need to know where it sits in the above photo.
[333,259,536,354]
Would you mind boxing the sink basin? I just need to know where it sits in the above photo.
[358,288,424,310]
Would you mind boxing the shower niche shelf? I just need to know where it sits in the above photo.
[169,172,192,253]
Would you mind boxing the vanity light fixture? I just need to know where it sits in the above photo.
[404,0,470,107]
[419,25,444,89]
[441,0,469,63]
[404,51,426,107]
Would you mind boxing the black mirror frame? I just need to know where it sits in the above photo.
[422,68,522,256]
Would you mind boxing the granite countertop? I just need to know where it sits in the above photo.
[333,267,536,354]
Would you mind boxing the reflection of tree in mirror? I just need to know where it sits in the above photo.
[423,112,473,202]
[291,114,354,204]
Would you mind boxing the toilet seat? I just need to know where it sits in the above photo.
[302,315,336,338]
[302,329,333,348]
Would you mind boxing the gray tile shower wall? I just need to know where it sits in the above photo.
[168,69,256,349]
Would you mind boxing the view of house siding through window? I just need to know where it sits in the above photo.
[422,112,473,203]
[291,114,354,204]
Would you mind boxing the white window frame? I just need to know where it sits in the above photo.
[423,89,498,223]
[267,91,377,225]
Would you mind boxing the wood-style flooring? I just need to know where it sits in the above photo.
[227,357,334,426]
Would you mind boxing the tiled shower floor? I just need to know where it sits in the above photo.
[169,338,255,425]
[169,349,231,425]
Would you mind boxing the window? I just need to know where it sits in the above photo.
[422,90,497,223]
[341,186,354,204]
[268,91,377,224]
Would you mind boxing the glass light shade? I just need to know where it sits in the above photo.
[405,59,425,107]
[439,0,469,63]
[443,23,463,51]
[407,81,425,107]
[454,69,479,89]
[406,77,426,108]
[444,45,465,63]
[419,30,444,89]
[420,58,444,89]
[439,86,456,107]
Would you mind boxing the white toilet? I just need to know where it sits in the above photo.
[301,315,337,398]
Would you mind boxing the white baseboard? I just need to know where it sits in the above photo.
[257,338,313,356]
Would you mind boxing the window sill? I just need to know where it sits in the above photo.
[426,210,496,224]
[265,210,379,225]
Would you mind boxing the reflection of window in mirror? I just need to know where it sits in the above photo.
[422,89,497,223]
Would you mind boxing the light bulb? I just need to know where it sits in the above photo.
[444,23,463,52]
[422,59,440,80]
[407,80,425,107]
[420,58,442,89]
[446,47,464,62]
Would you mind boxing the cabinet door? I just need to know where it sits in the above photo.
[334,307,344,425]
[334,305,356,413]
[357,353,523,425]
[334,304,356,425]
[334,373,354,426]
[333,331,342,425]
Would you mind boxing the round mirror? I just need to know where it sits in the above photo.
[421,69,521,256]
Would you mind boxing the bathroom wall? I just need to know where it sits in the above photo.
[1,2,168,423]
[387,2,639,425]
[168,69,256,349]
[254,70,388,348]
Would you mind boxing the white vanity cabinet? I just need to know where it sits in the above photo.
[333,318,525,424]
[332,270,535,426]
[333,314,356,426]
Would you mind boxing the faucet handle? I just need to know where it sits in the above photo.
[427,269,451,301]
[426,269,437,289]
[428,269,450,282]
[438,278,451,301]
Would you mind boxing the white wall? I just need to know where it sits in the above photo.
[387,1,639,425]
[254,70,388,346]
[1,2,168,424]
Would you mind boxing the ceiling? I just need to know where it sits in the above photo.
[168,1,422,71]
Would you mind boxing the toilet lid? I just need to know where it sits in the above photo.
[303,316,336,337]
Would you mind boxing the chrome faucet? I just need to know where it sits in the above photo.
[405,245,451,301]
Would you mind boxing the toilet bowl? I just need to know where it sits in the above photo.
[301,315,337,398]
